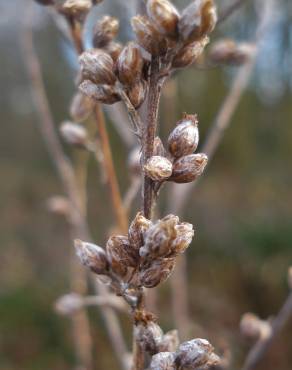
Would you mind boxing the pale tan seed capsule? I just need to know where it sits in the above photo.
[60,121,88,147]
[58,0,92,21]
[106,235,138,275]
[127,80,147,109]
[175,338,215,369]
[240,313,272,340]
[70,92,95,122]
[74,239,109,275]
[170,153,208,183]
[146,0,180,38]
[79,80,120,104]
[168,114,199,158]
[140,258,175,288]
[128,212,152,251]
[171,222,194,255]
[153,136,167,157]
[209,39,255,65]
[55,293,84,316]
[131,15,168,56]
[172,36,209,68]
[92,16,119,48]
[158,330,180,352]
[179,0,217,44]
[104,41,123,62]
[79,49,116,85]
[144,156,173,181]
[150,352,176,370]
[117,42,144,86]
[135,321,164,354]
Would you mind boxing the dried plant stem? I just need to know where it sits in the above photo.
[218,0,250,25]
[95,104,128,233]
[242,292,292,370]
[67,16,84,54]
[22,7,128,370]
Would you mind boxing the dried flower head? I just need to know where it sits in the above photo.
[158,330,180,352]
[179,0,217,44]
[75,239,109,274]
[79,49,116,85]
[140,257,175,288]
[117,42,144,86]
[135,321,164,354]
[150,351,176,370]
[170,153,208,183]
[60,121,88,148]
[209,39,255,66]
[127,79,148,109]
[79,80,120,104]
[70,92,95,122]
[104,41,123,62]
[59,0,92,21]
[128,212,152,251]
[131,15,168,56]
[144,156,173,182]
[168,114,199,158]
[240,313,272,340]
[55,293,84,315]
[172,36,209,68]
[93,16,119,48]
[146,0,180,38]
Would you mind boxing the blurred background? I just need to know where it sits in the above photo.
[0,0,292,369]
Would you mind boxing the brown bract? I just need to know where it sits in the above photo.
[93,15,119,48]
[117,42,144,86]
[170,153,208,183]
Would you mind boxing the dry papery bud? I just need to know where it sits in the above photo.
[55,293,84,316]
[135,321,163,354]
[168,114,199,158]
[153,136,167,157]
[170,153,208,183]
[104,41,123,62]
[131,15,168,56]
[60,121,88,148]
[144,156,173,182]
[70,92,95,122]
[106,235,138,277]
[140,257,175,288]
[93,16,119,48]
[147,0,180,38]
[117,42,144,86]
[129,212,152,251]
[58,0,92,21]
[140,214,194,259]
[46,195,71,217]
[288,266,292,289]
[75,239,109,274]
[158,330,180,352]
[127,79,148,109]
[179,0,217,44]
[128,146,142,175]
[34,0,55,5]
[172,36,209,69]
[150,351,176,370]
[79,80,120,104]
[175,338,220,369]
[209,39,255,66]
[79,49,116,85]
[240,313,272,340]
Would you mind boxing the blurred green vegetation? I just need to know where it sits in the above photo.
[0,1,292,369]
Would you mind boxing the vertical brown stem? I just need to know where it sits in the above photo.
[95,104,128,233]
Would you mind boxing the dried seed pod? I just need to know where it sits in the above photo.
[131,15,168,56]
[46,196,71,217]
[240,313,271,340]
[128,212,152,251]
[74,239,109,275]
[153,136,167,157]
[117,42,144,86]
[58,0,92,21]
[168,114,199,158]
[79,49,116,85]
[144,156,173,181]
[179,0,217,44]
[175,338,215,369]
[34,0,55,5]
[79,80,120,104]
[135,321,164,354]
[106,235,138,278]
[170,153,208,183]
[172,36,209,68]
[209,39,255,65]
[158,330,180,352]
[146,0,180,38]
[104,41,123,62]
[127,80,147,109]
[70,92,95,122]
[93,16,119,48]
[171,222,194,255]
[55,293,84,316]
[60,121,88,148]
[140,257,175,288]
[150,352,176,370]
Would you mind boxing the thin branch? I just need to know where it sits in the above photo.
[242,292,292,370]
[217,0,250,25]
[123,176,142,213]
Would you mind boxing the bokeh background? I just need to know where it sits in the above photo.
[1,0,292,369]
